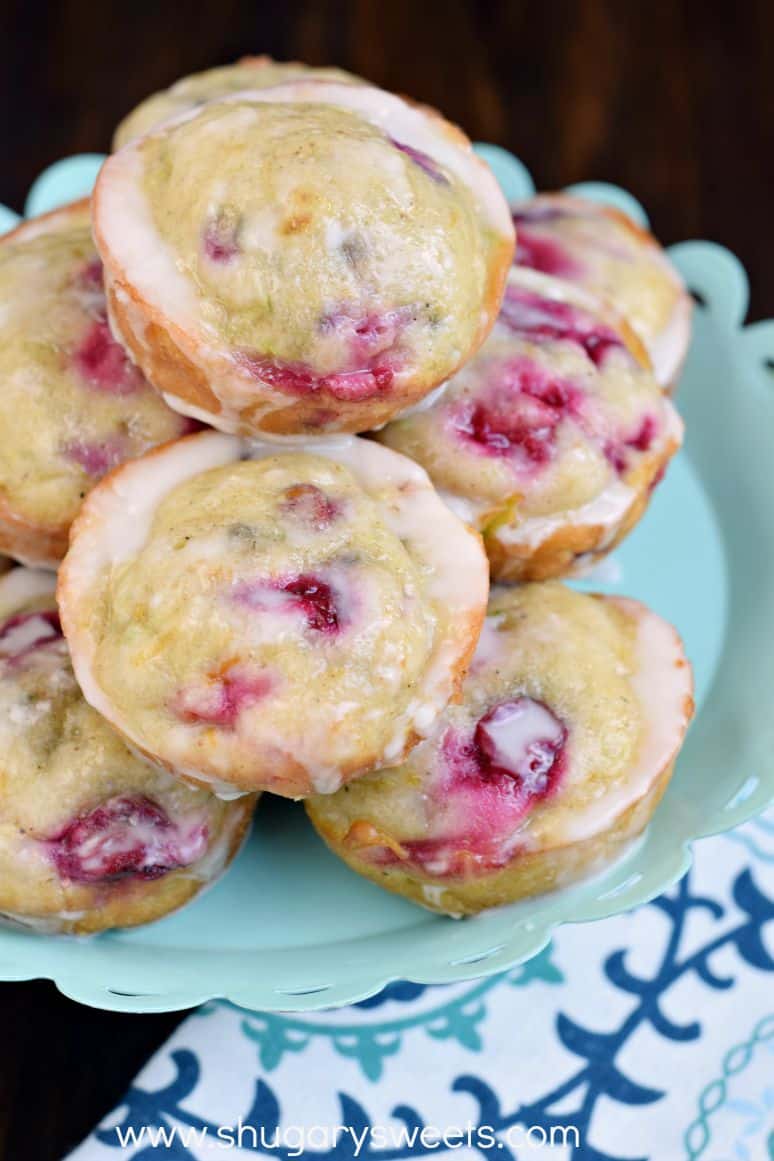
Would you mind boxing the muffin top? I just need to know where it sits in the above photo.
[59,433,488,797]
[96,82,513,427]
[0,202,190,544]
[377,268,680,532]
[511,194,689,382]
[0,568,233,884]
[113,57,361,148]
[308,583,692,875]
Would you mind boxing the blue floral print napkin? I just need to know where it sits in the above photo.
[69,810,774,1161]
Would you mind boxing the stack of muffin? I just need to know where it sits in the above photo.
[0,58,694,931]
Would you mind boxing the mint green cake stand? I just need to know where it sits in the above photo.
[0,148,771,1013]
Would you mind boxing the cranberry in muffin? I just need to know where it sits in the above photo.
[511,193,692,391]
[0,201,193,567]
[307,583,693,915]
[378,268,682,581]
[95,81,514,436]
[58,432,489,798]
[0,568,254,934]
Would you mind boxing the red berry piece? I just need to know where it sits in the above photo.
[173,667,273,730]
[320,305,413,363]
[512,205,572,226]
[235,352,394,401]
[605,414,659,474]
[48,794,208,883]
[474,697,567,802]
[500,286,624,367]
[72,319,144,394]
[377,703,568,877]
[0,610,62,666]
[232,572,344,637]
[202,212,240,263]
[73,257,105,293]
[626,414,658,453]
[516,229,582,279]
[279,574,340,634]
[389,138,449,184]
[282,484,340,529]
[63,436,127,477]
[451,356,581,469]
[236,305,414,400]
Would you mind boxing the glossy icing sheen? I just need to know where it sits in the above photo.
[378,267,681,550]
[59,433,489,797]
[0,568,249,924]
[96,82,513,432]
[307,583,693,878]
[0,203,190,552]
[511,194,691,386]
[113,58,361,148]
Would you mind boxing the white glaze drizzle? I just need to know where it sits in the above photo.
[649,289,693,389]
[0,566,251,929]
[511,196,691,390]
[549,599,693,844]
[216,82,513,237]
[96,146,200,328]
[95,81,513,434]
[0,567,57,619]
[60,432,488,797]
[0,909,90,935]
[1,202,88,246]
[479,699,564,784]
[442,398,683,553]
[97,85,512,302]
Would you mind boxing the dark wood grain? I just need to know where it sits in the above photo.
[1,0,772,313]
[0,1,771,1156]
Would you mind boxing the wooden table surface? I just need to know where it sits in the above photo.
[0,1,771,1156]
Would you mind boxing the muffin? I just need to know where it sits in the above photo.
[0,567,255,934]
[0,200,194,568]
[94,81,514,435]
[511,193,692,391]
[58,432,489,799]
[113,56,362,148]
[377,267,682,582]
[307,583,694,915]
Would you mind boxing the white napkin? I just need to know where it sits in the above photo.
[68,810,774,1161]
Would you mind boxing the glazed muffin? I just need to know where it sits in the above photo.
[58,432,489,799]
[0,200,194,568]
[113,56,362,148]
[95,81,514,436]
[307,583,694,915]
[511,193,692,391]
[0,567,255,934]
[377,268,682,582]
